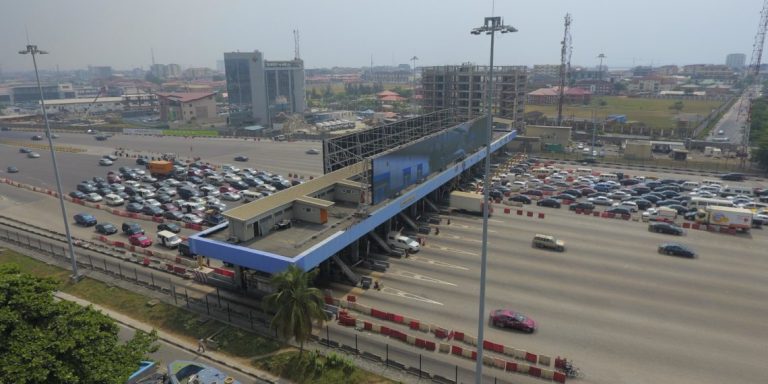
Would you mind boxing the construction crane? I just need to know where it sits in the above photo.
[83,85,107,122]
[556,13,572,126]
[739,0,768,168]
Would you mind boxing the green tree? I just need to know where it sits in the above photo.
[0,264,158,384]
[263,265,328,353]
[669,101,685,113]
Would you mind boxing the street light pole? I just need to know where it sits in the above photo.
[19,44,81,282]
[471,17,517,383]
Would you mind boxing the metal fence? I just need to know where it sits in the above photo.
[0,225,521,384]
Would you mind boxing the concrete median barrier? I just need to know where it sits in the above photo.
[439,343,450,353]
[516,363,530,374]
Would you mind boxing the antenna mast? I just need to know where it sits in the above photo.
[293,29,301,60]
[556,13,572,126]
[739,0,768,168]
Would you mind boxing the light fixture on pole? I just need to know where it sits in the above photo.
[19,44,81,282]
[470,16,516,383]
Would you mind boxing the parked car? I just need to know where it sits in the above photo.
[128,234,153,248]
[489,309,536,333]
[164,210,185,221]
[126,202,144,213]
[521,189,543,197]
[73,213,97,226]
[658,243,696,258]
[507,195,532,205]
[69,191,86,199]
[721,173,746,181]
[95,222,118,235]
[84,193,103,202]
[569,202,595,211]
[142,205,164,217]
[99,158,113,166]
[649,222,684,236]
[182,214,203,225]
[158,222,182,233]
[121,222,144,236]
[221,191,242,201]
[536,198,561,208]
[606,207,632,216]
[588,196,613,206]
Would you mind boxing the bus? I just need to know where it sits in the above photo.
[689,197,735,210]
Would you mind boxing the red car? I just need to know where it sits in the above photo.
[489,309,537,333]
[128,234,153,248]
[219,186,236,194]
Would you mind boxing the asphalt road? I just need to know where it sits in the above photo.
[0,131,324,178]
[117,323,257,384]
[340,205,768,384]
[708,91,750,144]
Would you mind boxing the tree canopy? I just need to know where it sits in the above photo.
[0,264,157,384]
[263,265,327,352]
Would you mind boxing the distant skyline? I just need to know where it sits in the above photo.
[0,0,764,72]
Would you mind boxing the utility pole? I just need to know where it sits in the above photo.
[597,53,606,81]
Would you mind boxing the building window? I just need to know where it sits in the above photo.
[305,208,312,213]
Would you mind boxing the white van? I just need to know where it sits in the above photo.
[242,190,263,202]
[680,181,700,191]
[600,173,619,182]
[157,230,182,249]
[387,232,420,253]
[701,179,722,187]
[721,186,754,197]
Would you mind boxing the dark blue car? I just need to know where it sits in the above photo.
[74,213,97,226]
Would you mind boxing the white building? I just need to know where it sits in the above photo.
[40,97,124,115]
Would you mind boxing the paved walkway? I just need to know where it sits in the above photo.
[55,291,284,384]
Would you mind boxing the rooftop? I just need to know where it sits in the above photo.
[155,92,216,103]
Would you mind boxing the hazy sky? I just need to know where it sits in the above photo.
[0,0,764,72]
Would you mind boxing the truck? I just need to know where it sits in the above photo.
[450,191,491,216]
[695,206,753,232]
[147,160,174,177]
[642,207,678,222]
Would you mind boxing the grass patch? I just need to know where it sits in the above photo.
[0,250,280,358]
[162,129,219,137]
[526,96,724,129]
[254,350,396,384]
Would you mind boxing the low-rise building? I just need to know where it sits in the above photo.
[527,86,591,105]
[156,92,217,123]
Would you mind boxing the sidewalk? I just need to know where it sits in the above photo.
[55,291,284,384]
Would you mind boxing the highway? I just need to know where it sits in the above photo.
[338,206,768,384]
[708,90,750,144]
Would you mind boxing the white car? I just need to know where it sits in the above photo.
[133,168,146,176]
[204,196,221,204]
[609,191,630,200]
[221,164,240,173]
[258,184,277,193]
[144,199,161,207]
[156,187,177,197]
[124,180,141,188]
[141,175,158,183]
[99,158,113,166]
[612,201,639,212]
[223,173,242,183]
[527,179,543,186]
[512,181,527,189]
[306,148,320,155]
[181,214,203,225]
[104,194,124,206]
[221,191,242,201]
[588,196,613,206]
[188,196,206,205]
[85,193,103,202]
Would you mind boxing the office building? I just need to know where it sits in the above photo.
[224,50,305,126]
[167,64,182,78]
[725,53,746,69]
[421,64,527,128]
[156,92,217,123]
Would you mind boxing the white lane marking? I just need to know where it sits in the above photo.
[393,270,457,286]
[448,234,482,243]
[380,286,443,306]
[455,224,497,233]
[408,256,470,271]
[489,219,504,223]
[430,245,478,256]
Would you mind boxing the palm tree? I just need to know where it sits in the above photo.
[263,265,328,353]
